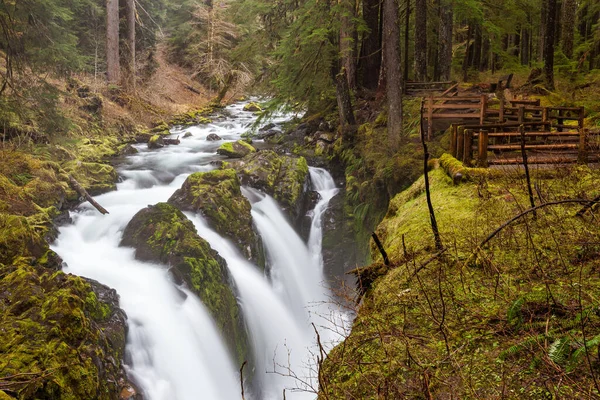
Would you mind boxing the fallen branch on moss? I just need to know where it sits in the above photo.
[67,175,109,215]
[476,199,600,253]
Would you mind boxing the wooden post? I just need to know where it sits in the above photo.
[557,109,564,132]
[578,128,589,164]
[427,95,434,140]
[578,107,585,130]
[542,107,549,132]
[456,127,465,161]
[478,130,489,167]
[479,94,488,125]
[518,106,525,124]
[499,98,505,123]
[463,129,473,166]
[450,124,458,157]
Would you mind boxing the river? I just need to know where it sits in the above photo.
[51,101,350,400]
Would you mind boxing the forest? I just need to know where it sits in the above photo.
[1,0,600,399]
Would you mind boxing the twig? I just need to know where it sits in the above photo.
[519,124,536,216]
[371,232,390,266]
[476,199,600,251]
[239,361,247,400]
[578,263,600,395]
[409,248,448,278]
[67,174,109,215]
[576,194,600,217]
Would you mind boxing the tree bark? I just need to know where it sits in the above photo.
[414,0,427,81]
[544,0,557,90]
[521,28,530,65]
[539,0,548,62]
[122,0,136,90]
[336,68,356,129]
[383,0,403,151]
[561,0,576,58]
[358,0,381,90]
[471,24,482,70]
[438,0,453,80]
[403,0,410,83]
[340,0,357,89]
[106,0,120,84]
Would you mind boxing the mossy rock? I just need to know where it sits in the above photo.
[169,108,214,127]
[243,102,262,112]
[0,258,130,400]
[120,203,249,366]
[0,214,50,266]
[0,151,67,216]
[229,150,309,222]
[147,134,164,149]
[62,160,117,198]
[168,169,263,267]
[216,140,256,158]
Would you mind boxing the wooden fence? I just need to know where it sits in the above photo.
[406,81,457,96]
[450,123,600,167]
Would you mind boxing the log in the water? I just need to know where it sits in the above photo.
[68,175,109,215]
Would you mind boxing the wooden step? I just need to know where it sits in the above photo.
[487,144,579,151]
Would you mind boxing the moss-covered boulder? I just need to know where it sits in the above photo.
[243,102,262,112]
[229,150,309,222]
[168,169,262,266]
[120,203,249,366]
[0,258,132,400]
[147,134,164,149]
[216,140,256,158]
[62,160,118,198]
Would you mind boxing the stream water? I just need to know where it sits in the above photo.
[51,101,349,400]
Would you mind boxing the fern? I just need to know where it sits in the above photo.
[499,334,549,360]
[548,337,571,366]
[507,297,525,329]
[568,334,600,371]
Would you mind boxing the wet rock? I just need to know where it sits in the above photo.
[259,123,276,131]
[257,129,279,140]
[119,144,139,155]
[228,150,309,223]
[183,132,193,138]
[207,133,222,141]
[0,259,132,400]
[120,202,249,366]
[168,169,263,267]
[216,140,256,158]
[148,134,165,149]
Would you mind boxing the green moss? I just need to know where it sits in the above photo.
[228,150,309,220]
[321,164,600,399]
[243,102,262,112]
[216,140,256,158]
[168,169,260,265]
[121,202,249,366]
[62,160,117,198]
[0,260,126,399]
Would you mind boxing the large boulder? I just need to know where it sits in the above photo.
[216,140,256,158]
[62,160,118,197]
[147,134,164,149]
[168,169,263,267]
[0,258,133,400]
[120,203,248,366]
[229,150,309,222]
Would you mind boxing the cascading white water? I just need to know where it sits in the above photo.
[51,100,348,400]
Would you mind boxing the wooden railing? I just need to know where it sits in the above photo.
[405,81,457,95]
[450,123,599,167]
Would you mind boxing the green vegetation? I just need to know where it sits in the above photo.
[320,164,600,398]
[216,140,256,158]
[167,169,262,266]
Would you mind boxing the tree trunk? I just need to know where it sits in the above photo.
[414,0,427,81]
[106,0,120,84]
[471,24,482,70]
[521,28,530,65]
[358,0,381,90]
[544,0,557,90]
[539,0,548,62]
[437,0,453,80]
[122,0,136,90]
[561,0,576,58]
[462,24,472,82]
[336,68,357,129]
[403,0,410,83]
[383,0,403,151]
[340,0,357,89]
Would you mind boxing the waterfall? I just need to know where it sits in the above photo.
[51,100,348,400]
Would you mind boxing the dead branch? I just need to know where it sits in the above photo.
[371,232,390,266]
[67,174,109,215]
[240,361,247,400]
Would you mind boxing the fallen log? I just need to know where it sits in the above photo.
[68,175,109,215]
[164,136,180,146]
